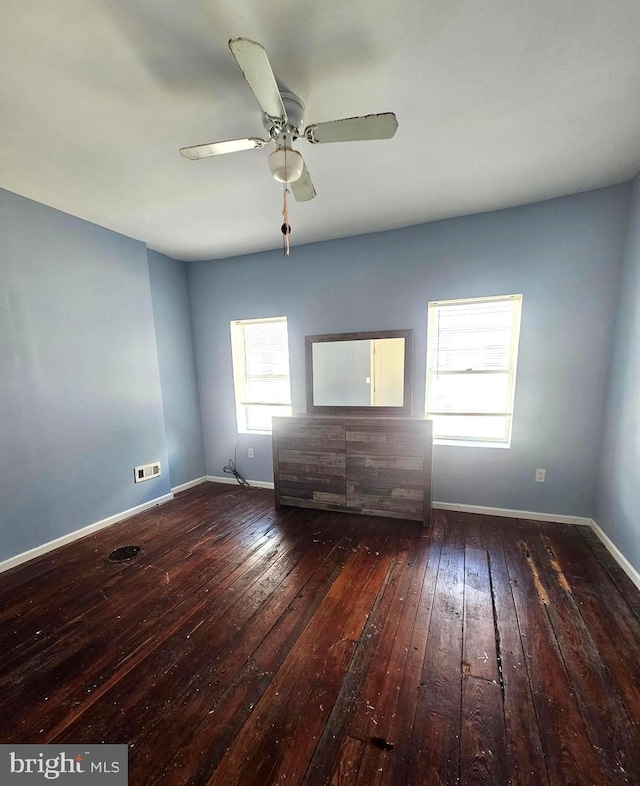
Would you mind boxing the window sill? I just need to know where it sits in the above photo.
[434,439,511,449]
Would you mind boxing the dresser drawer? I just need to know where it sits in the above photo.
[277,449,346,479]
[345,428,426,457]
[346,488,423,521]
[274,422,345,453]
[347,454,424,489]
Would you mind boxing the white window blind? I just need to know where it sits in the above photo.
[230,317,292,434]
[426,294,522,445]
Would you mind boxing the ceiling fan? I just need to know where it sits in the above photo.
[179,38,398,202]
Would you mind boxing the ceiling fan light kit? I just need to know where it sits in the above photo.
[180,37,398,248]
[269,147,304,183]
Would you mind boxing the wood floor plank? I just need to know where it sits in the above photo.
[502,521,605,785]
[241,531,398,786]
[329,736,366,786]
[462,546,499,683]
[375,513,446,786]
[533,523,640,781]
[460,675,508,785]
[201,530,396,786]
[481,517,550,786]
[577,525,640,623]
[539,522,640,727]
[301,531,413,786]
[346,532,426,742]
[348,534,434,786]
[2,483,640,786]
[155,521,365,786]
[409,512,465,786]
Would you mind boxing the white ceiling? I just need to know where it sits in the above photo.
[1,0,639,261]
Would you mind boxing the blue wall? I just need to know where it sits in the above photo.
[596,174,640,574]
[0,188,171,562]
[148,250,205,488]
[189,185,629,517]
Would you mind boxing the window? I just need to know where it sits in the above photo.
[230,316,292,434]
[426,294,522,446]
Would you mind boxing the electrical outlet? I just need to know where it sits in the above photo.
[248,448,254,458]
[535,468,546,483]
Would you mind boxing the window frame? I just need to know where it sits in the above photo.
[230,316,292,435]
[425,294,522,447]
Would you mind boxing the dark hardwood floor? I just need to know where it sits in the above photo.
[1,482,639,785]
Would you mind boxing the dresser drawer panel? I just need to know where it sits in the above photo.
[347,481,423,500]
[277,435,345,453]
[359,507,423,522]
[275,421,345,440]
[345,430,426,457]
[279,475,346,498]
[280,496,347,512]
[275,420,345,435]
[354,454,424,472]
[390,487,423,500]
[312,491,347,506]
[279,449,346,469]
[347,491,423,519]
[347,456,424,489]
[341,418,428,433]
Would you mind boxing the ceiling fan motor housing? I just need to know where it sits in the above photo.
[263,90,305,138]
[264,90,306,182]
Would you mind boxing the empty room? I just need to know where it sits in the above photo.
[1,2,639,785]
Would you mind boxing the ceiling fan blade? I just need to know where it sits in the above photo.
[290,162,316,202]
[305,112,398,144]
[179,137,267,160]
[228,38,287,124]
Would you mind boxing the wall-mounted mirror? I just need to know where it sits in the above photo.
[305,329,412,416]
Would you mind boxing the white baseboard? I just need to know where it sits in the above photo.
[590,519,640,592]
[172,476,208,494]
[201,484,589,525]
[432,501,592,527]
[0,492,174,575]
[207,475,275,490]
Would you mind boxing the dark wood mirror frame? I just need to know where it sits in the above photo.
[305,329,413,416]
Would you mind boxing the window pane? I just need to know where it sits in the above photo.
[429,372,511,414]
[231,316,291,434]
[244,376,291,405]
[426,295,522,445]
[431,414,510,441]
[434,300,515,372]
[245,404,292,432]
[244,321,290,376]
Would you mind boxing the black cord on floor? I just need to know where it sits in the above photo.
[223,443,250,487]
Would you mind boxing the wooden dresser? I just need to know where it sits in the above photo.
[272,416,432,527]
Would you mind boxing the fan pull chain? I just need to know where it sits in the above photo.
[281,183,291,257]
